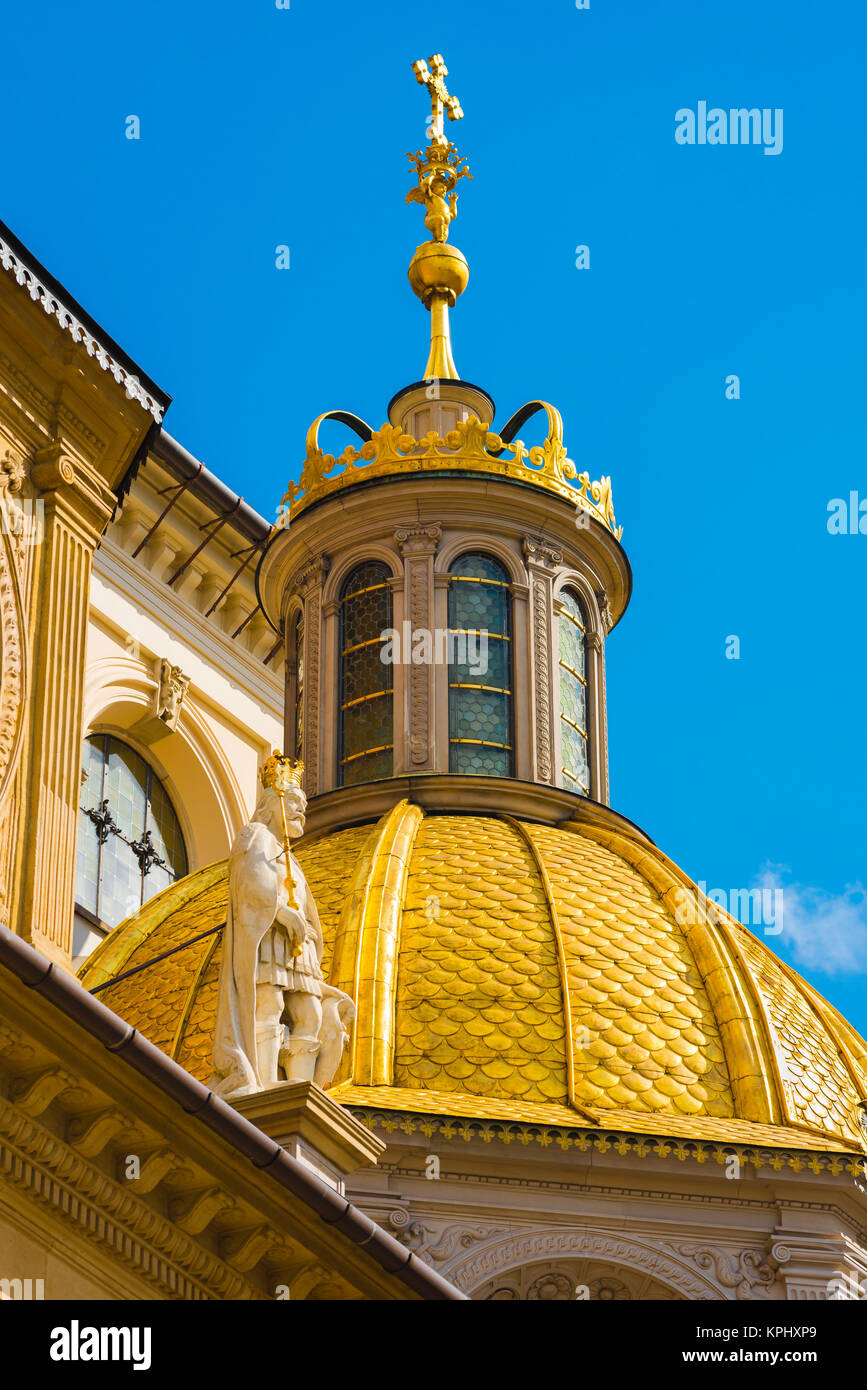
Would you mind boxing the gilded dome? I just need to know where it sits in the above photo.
[79,796,867,1155]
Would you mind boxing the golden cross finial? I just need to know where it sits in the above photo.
[412,54,463,144]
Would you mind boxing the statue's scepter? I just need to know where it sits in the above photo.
[260,750,304,955]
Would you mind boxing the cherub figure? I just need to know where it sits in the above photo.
[406,171,458,243]
[405,143,472,246]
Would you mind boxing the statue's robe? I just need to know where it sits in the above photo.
[210,816,323,1099]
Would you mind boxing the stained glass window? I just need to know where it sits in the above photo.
[448,552,513,776]
[558,588,590,796]
[75,735,188,929]
[338,562,394,787]
[293,609,304,760]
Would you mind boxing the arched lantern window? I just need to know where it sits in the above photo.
[447,552,513,776]
[558,588,590,795]
[338,561,394,786]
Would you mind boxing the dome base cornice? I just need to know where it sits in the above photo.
[298,775,656,848]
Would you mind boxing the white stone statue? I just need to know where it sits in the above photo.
[210,752,355,1100]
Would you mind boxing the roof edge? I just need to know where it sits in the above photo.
[0,219,169,422]
[0,923,464,1302]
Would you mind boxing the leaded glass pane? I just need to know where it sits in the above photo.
[75,806,100,914]
[338,563,394,786]
[450,742,511,777]
[448,552,513,776]
[148,778,188,877]
[559,588,590,796]
[105,742,148,840]
[99,838,143,928]
[74,735,188,930]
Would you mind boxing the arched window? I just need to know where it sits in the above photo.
[338,561,394,786]
[558,589,590,795]
[292,608,304,760]
[75,735,188,930]
[448,552,513,776]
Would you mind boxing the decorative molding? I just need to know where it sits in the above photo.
[396,1220,508,1266]
[444,1227,718,1300]
[675,1244,776,1299]
[0,451,27,810]
[156,658,190,732]
[595,589,612,635]
[0,234,165,422]
[0,1092,255,1300]
[531,576,553,782]
[351,1107,866,1176]
[396,524,441,766]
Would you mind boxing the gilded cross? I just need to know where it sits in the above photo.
[412,53,463,143]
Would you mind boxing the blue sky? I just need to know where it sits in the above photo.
[4,1,866,1034]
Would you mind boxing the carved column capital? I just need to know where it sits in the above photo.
[0,448,26,496]
[395,523,442,556]
[523,536,563,571]
[31,443,115,538]
[595,589,612,634]
[292,552,330,597]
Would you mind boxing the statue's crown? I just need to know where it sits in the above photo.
[260,750,304,792]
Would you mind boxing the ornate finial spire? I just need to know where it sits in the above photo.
[406,54,472,381]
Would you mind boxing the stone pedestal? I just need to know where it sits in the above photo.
[235,1081,384,1195]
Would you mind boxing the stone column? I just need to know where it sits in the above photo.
[12,446,116,968]
[394,524,441,774]
[522,538,562,787]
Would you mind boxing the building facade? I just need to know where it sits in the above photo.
[2,59,867,1303]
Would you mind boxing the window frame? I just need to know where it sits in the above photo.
[75,733,189,931]
[447,550,515,777]
[337,561,395,787]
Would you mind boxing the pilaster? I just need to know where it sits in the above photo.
[394,524,441,773]
[12,446,115,967]
[522,538,562,787]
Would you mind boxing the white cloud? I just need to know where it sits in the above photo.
[751,864,867,976]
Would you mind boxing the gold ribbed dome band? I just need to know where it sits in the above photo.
[500,814,598,1124]
[331,800,423,1088]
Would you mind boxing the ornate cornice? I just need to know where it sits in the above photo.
[0,233,165,422]
[350,1106,867,1177]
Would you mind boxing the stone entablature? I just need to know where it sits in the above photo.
[348,1117,867,1302]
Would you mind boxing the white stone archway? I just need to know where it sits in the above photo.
[81,655,247,871]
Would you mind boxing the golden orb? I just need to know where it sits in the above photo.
[408,241,469,305]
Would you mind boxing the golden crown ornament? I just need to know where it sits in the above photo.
[260,750,305,794]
